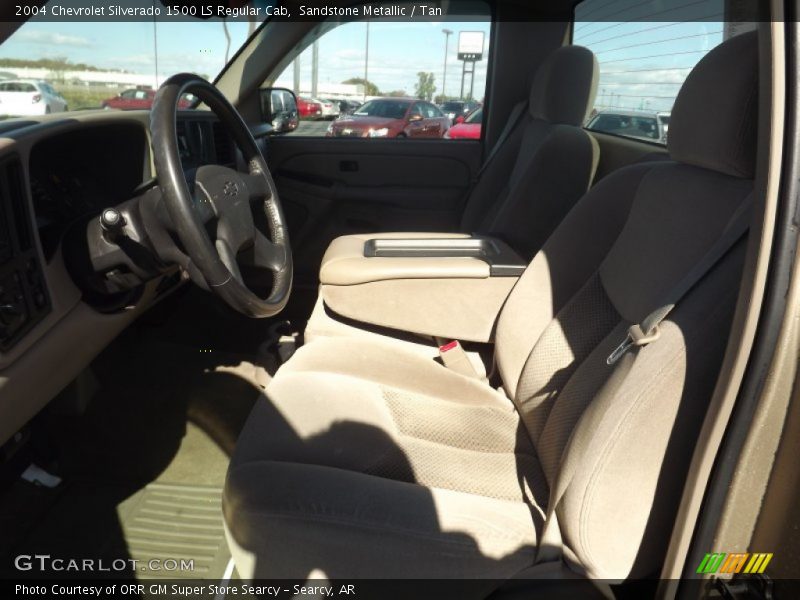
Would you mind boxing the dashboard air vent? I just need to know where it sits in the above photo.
[4,159,31,252]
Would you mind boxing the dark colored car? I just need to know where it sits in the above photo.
[102,88,192,110]
[326,98,450,138]
[297,97,322,119]
[440,100,481,123]
[586,109,669,142]
[445,107,483,139]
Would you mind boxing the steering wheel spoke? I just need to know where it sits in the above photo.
[241,172,272,202]
[254,229,288,272]
[215,238,245,285]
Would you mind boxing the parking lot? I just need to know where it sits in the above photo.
[289,119,333,136]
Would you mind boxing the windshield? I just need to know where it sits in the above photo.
[0,4,264,115]
[465,107,483,124]
[352,100,409,120]
[441,102,463,111]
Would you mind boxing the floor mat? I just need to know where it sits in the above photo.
[116,482,231,580]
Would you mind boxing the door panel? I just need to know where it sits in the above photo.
[265,137,482,283]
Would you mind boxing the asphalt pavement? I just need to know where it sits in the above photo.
[287,119,333,136]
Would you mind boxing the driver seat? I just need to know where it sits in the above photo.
[223,31,758,587]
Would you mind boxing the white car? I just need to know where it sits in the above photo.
[313,97,341,120]
[0,80,68,116]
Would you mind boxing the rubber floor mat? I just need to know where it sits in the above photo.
[116,482,231,579]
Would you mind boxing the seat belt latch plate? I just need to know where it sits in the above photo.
[606,324,661,365]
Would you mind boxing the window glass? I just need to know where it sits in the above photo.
[355,99,410,119]
[574,0,755,144]
[441,101,464,112]
[422,103,440,118]
[466,107,483,124]
[271,14,491,138]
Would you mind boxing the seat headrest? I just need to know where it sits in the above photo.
[529,45,598,126]
[668,30,759,179]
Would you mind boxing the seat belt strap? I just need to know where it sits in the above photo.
[458,101,528,225]
[606,199,754,366]
[477,100,528,180]
[536,198,753,565]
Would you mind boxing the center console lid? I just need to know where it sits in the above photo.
[320,232,526,286]
[317,233,528,342]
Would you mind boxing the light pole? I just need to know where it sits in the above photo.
[363,22,370,101]
[442,29,452,103]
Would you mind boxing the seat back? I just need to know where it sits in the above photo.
[460,45,599,258]
[494,30,759,579]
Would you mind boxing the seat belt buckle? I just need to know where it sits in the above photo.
[439,340,480,379]
[606,324,661,365]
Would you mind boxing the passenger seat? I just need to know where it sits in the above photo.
[304,46,599,352]
[462,44,599,258]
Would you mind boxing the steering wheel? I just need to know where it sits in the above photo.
[150,73,292,318]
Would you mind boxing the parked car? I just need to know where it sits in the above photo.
[336,99,362,115]
[297,96,322,119]
[657,111,671,141]
[326,97,450,138]
[314,98,341,119]
[439,100,481,123]
[586,109,669,142]
[0,80,67,115]
[101,88,193,110]
[444,106,483,139]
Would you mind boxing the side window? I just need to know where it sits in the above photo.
[120,90,136,99]
[410,102,424,118]
[423,103,440,118]
[269,10,491,138]
[574,0,755,144]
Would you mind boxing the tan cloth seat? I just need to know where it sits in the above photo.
[226,336,546,580]
[224,32,759,590]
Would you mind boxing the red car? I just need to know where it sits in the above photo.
[297,97,322,119]
[102,88,192,110]
[326,98,450,138]
[444,107,483,140]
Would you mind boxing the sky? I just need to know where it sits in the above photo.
[0,0,741,112]
[574,20,725,113]
[0,16,491,100]
[272,20,492,99]
[0,19,255,84]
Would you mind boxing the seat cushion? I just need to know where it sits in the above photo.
[224,337,547,582]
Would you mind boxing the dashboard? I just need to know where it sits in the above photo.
[30,124,149,261]
[0,109,238,445]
